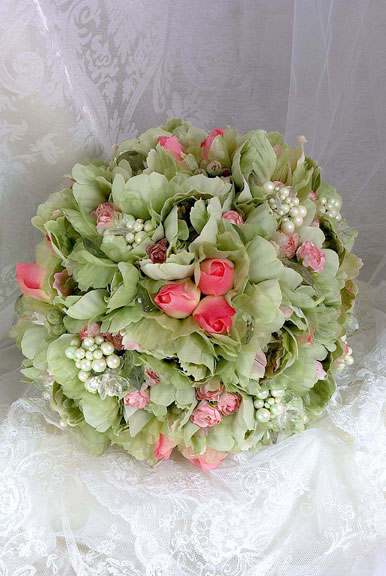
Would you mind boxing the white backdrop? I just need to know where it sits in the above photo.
[1,1,386,574]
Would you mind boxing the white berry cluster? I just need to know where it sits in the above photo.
[317,196,342,221]
[263,181,308,235]
[64,335,121,392]
[104,214,155,250]
[254,387,285,422]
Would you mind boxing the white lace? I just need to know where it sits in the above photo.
[1,284,386,575]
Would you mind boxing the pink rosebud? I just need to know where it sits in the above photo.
[273,231,299,258]
[201,128,225,160]
[193,295,236,335]
[191,400,222,428]
[155,434,176,461]
[217,392,241,415]
[157,135,185,162]
[251,350,267,379]
[155,280,201,319]
[124,385,150,409]
[182,445,226,471]
[222,210,244,226]
[309,190,317,200]
[145,368,160,386]
[53,270,72,297]
[96,202,116,233]
[314,360,326,380]
[197,258,234,296]
[296,241,326,273]
[196,382,224,402]
[16,263,49,302]
[79,323,100,340]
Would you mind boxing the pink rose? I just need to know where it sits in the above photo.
[197,258,234,296]
[296,241,326,273]
[157,135,185,161]
[191,400,222,427]
[16,263,49,301]
[217,392,241,415]
[309,190,317,200]
[96,202,116,233]
[196,383,224,401]
[251,350,267,379]
[155,280,201,319]
[182,445,226,471]
[273,231,299,258]
[53,270,72,297]
[145,368,160,386]
[201,128,225,160]
[124,385,150,409]
[193,296,236,335]
[222,210,244,226]
[314,360,326,380]
[80,323,100,340]
[155,434,176,461]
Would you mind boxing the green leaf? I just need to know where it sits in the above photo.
[79,393,120,433]
[47,334,84,398]
[78,421,110,455]
[101,235,132,262]
[140,251,195,280]
[66,244,117,291]
[150,383,176,406]
[242,204,277,242]
[232,131,277,188]
[63,208,100,242]
[247,236,284,283]
[190,199,208,233]
[66,290,108,320]
[128,410,153,437]
[112,172,169,219]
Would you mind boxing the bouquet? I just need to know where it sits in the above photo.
[11,119,362,470]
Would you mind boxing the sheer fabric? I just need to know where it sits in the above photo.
[1,1,386,574]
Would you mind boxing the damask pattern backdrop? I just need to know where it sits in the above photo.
[1,1,386,574]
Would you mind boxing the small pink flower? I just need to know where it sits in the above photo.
[314,360,326,380]
[309,190,317,200]
[53,270,72,297]
[122,336,143,352]
[16,263,49,302]
[222,210,244,226]
[201,128,225,160]
[79,323,100,340]
[145,368,160,386]
[196,383,224,402]
[182,445,226,471]
[217,392,241,415]
[273,231,299,258]
[101,332,125,350]
[155,434,176,461]
[298,327,315,346]
[124,386,150,409]
[155,280,201,319]
[296,241,326,273]
[279,305,293,319]
[193,295,236,335]
[197,258,234,296]
[157,135,185,161]
[251,350,267,379]
[96,202,116,233]
[191,400,222,428]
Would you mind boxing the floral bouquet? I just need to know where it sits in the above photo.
[11,119,362,470]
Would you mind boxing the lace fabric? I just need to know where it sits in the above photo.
[1,284,386,575]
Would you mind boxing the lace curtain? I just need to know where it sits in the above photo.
[1,1,386,574]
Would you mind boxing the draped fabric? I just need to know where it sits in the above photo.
[1,1,385,574]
